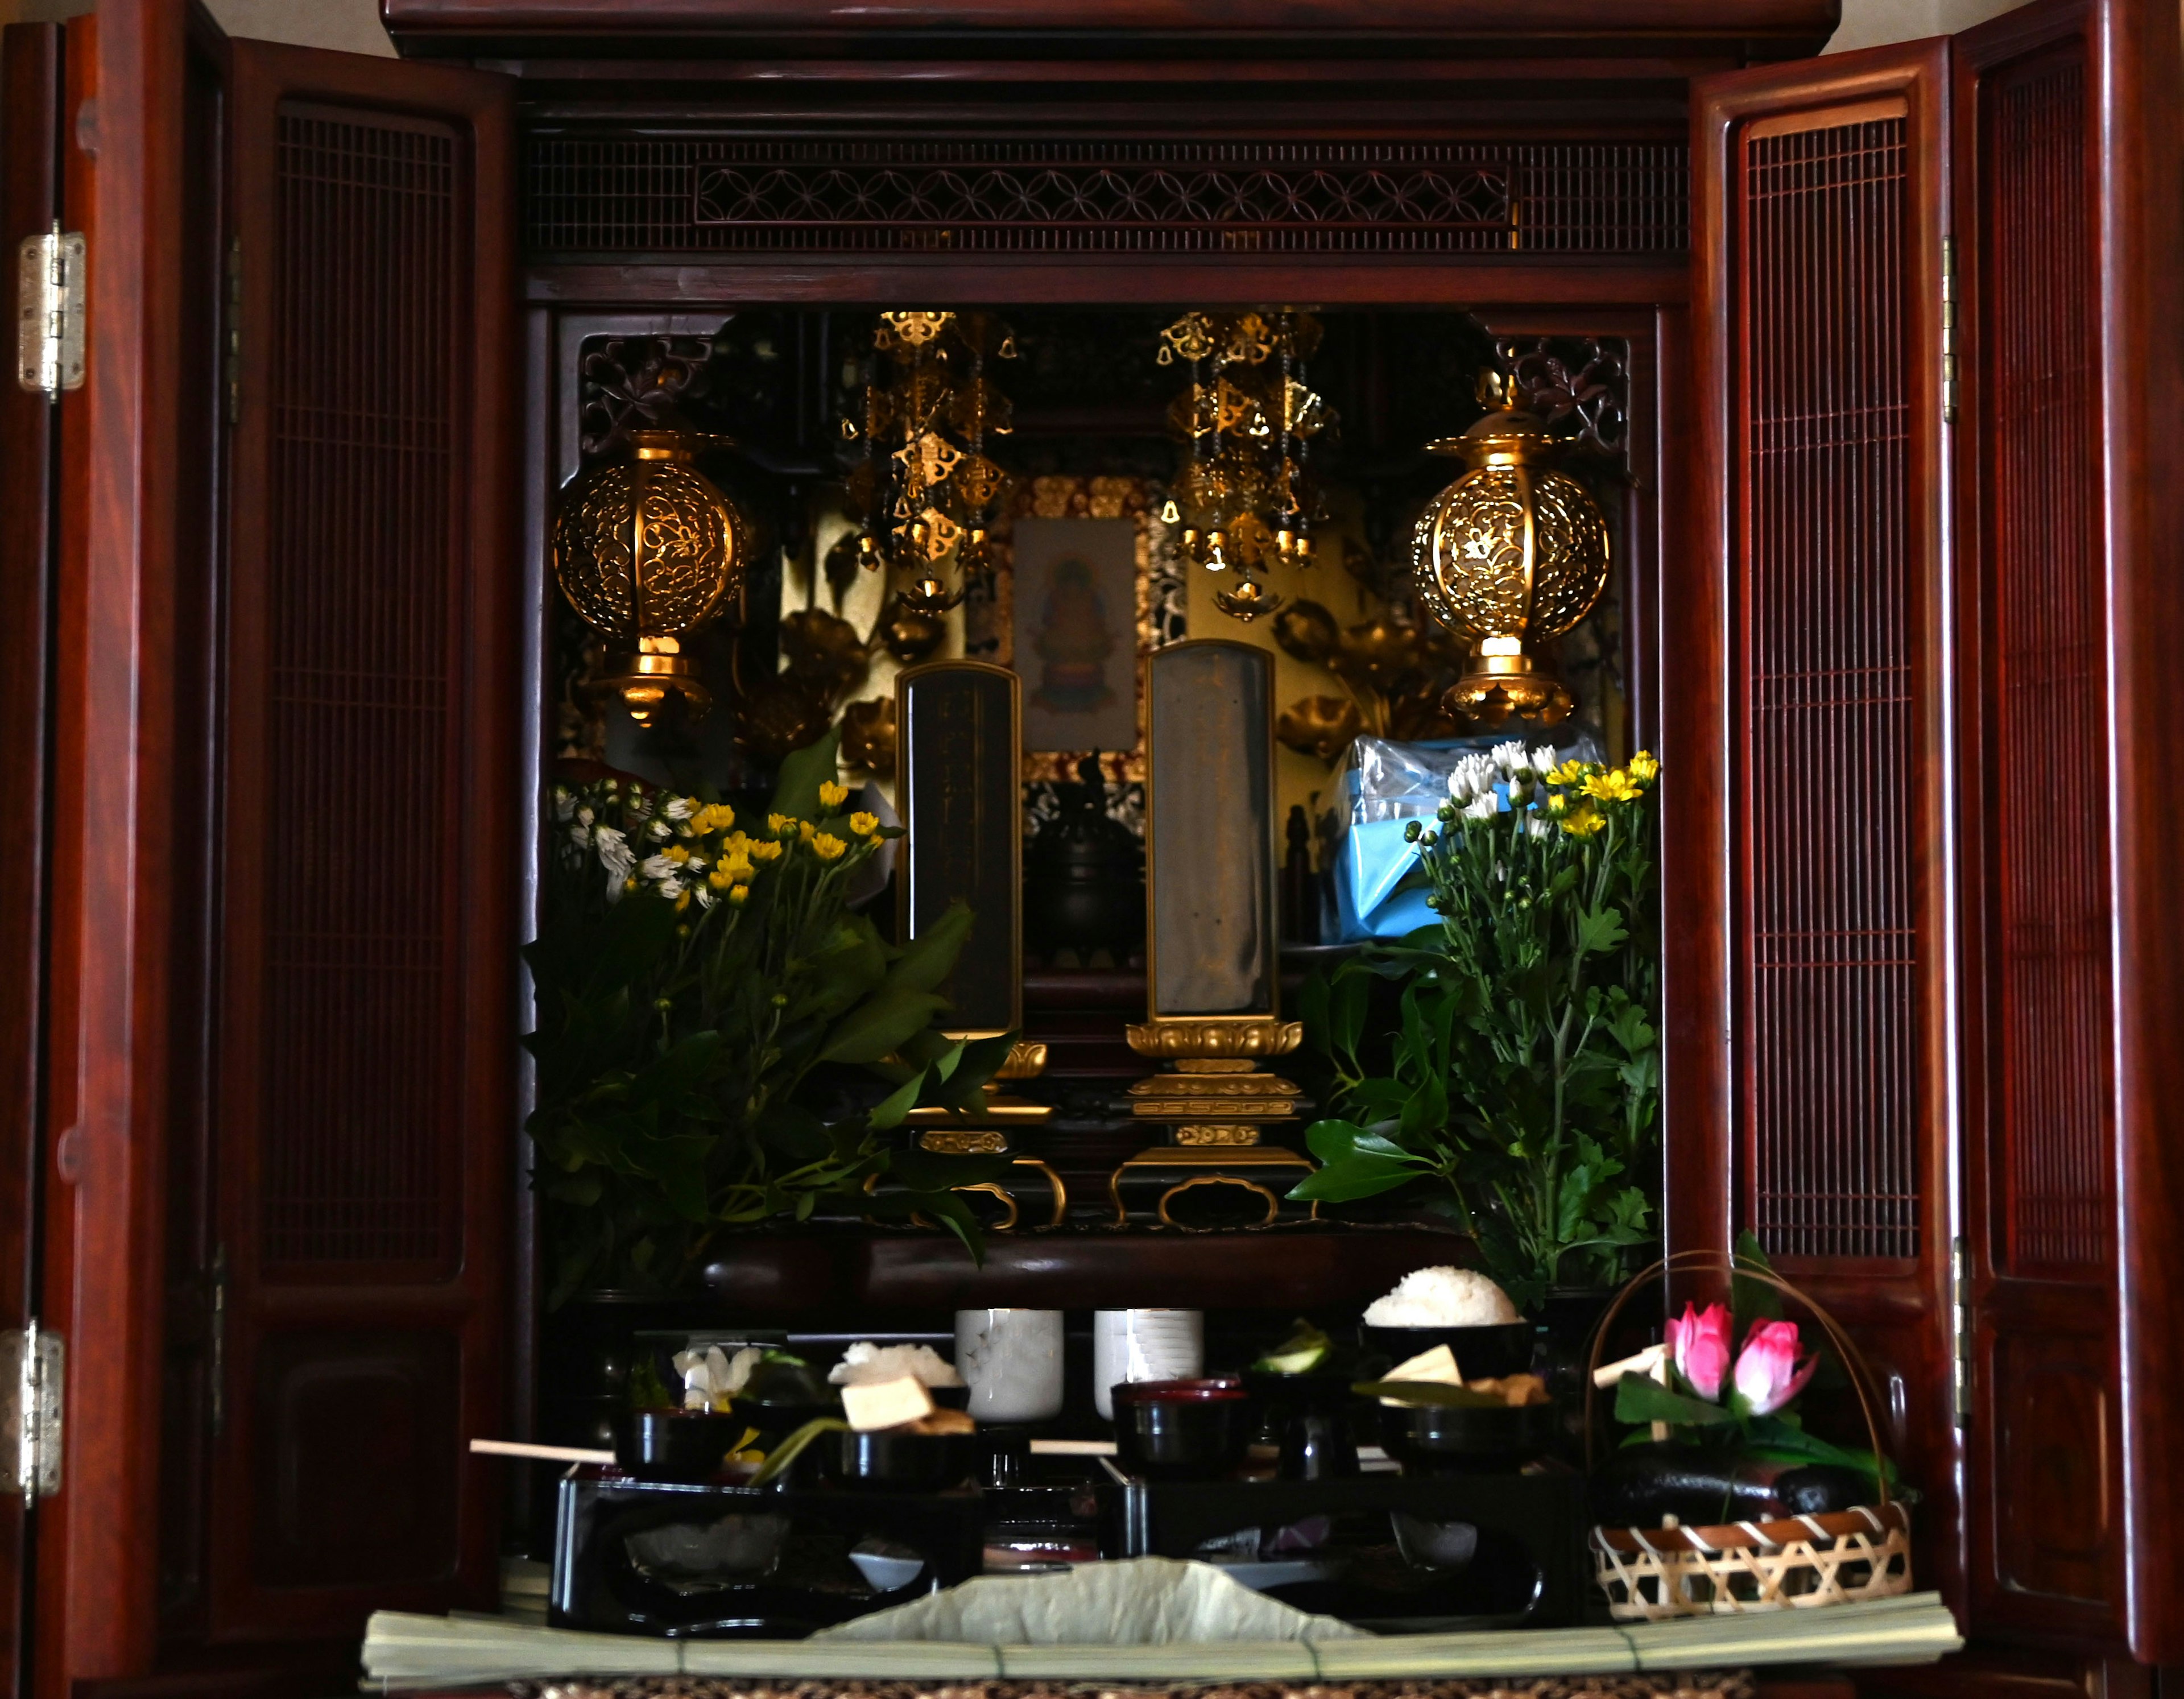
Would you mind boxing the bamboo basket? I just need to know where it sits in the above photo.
[1583,1252,1914,1622]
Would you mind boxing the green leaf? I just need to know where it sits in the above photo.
[864,1069,929,1132]
[770,727,844,822]
[886,900,974,996]
[1350,1379,1504,1408]
[816,987,950,1065]
[1289,1119,1427,1202]
[1575,906,1629,958]
[1614,1372,1738,1427]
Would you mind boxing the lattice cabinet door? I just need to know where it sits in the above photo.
[1681,0,2184,1665]
[204,38,519,1648]
[1680,36,1963,1611]
[1951,0,2184,1663]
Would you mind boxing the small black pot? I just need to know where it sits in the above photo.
[828,1427,979,1493]
[1362,1322,1535,1380]
[1111,1378,1252,1481]
[1242,1370,1360,1481]
[616,1409,747,1482]
[1377,1398,1558,1475]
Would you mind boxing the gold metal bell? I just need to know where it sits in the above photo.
[1410,373,1610,727]
[552,429,748,727]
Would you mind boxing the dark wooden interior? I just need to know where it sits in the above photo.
[1,0,2179,1694]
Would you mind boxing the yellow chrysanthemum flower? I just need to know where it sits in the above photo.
[708,866,737,891]
[1546,792,1570,817]
[767,813,798,838]
[850,811,879,837]
[664,844,690,864]
[818,780,850,809]
[811,832,848,861]
[797,820,816,844]
[750,839,784,863]
[693,802,736,834]
[1628,750,1659,783]
[728,884,751,907]
[1583,769,1642,804]
[1547,759,1595,787]
[1561,802,1607,837]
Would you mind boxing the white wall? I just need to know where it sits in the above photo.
[1828,0,2025,51]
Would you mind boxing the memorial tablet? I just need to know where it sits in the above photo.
[895,660,1021,1037]
[1144,641,1277,1021]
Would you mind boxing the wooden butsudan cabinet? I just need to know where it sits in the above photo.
[1677,0,2184,1666]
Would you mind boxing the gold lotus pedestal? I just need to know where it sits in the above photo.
[1110,1021,1317,1229]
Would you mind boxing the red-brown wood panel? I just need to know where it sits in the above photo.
[2091,0,2184,1664]
[37,2,193,1689]
[1684,40,1962,1609]
[1949,0,2126,1653]
[207,40,516,1645]
[0,23,63,1699]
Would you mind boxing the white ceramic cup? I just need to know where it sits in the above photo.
[1091,1308,1205,1419]
[955,1308,1066,1424]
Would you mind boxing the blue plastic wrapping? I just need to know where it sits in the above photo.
[1323,730,1606,942]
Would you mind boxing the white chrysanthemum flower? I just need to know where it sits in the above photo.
[664,796,694,821]
[648,818,673,841]
[1527,816,1553,840]
[1462,792,1500,821]
[568,822,592,850]
[656,874,684,899]
[640,853,677,880]
[576,805,594,828]
[594,825,634,880]
[685,855,707,871]
[1491,739,1528,776]
[1529,745,1557,774]
[1447,768,1474,803]
[552,787,574,821]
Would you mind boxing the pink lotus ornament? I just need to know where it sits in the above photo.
[1733,1318,1819,1415]
[1665,1301,1732,1401]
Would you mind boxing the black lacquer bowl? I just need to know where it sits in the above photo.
[826,1427,980,1493]
[616,1409,748,1482]
[1111,1377,1253,1481]
[1376,1397,1558,1474]
[1361,1321,1535,1380]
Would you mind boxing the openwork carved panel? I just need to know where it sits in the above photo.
[525,137,1689,255]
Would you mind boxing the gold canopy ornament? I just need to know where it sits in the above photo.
[1410,366,1611,727]
[841,310,1016,619]
[1158,308,1334,623]
[552,428,749,727]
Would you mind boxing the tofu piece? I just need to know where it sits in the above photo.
[1379,1342,1463,1407]
[1385,1343,1463,1385]
[841,1374,934,1432]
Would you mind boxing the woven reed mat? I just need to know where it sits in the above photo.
[502,1678,1757,1699]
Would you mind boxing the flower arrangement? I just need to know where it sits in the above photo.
[525,730,1011,1303]
[1292,741,1661,1308]
[1600,1240,1892,1491]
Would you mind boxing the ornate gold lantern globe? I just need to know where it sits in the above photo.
[552,428,748,727]
[1410,375,1610,727]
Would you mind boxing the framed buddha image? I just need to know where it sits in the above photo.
[979,474,1186,783]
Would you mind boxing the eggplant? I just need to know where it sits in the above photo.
[1590,1445,1873,1527]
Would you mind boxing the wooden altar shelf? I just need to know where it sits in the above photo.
[700,1226,1468,1317]
[487,1680,1767,1699]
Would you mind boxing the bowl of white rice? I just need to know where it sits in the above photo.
[1359,1266,1533,1378]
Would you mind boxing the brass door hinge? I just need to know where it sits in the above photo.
[1950,1235,1970,1427]
[1,1321,64,1504]
[1940,236,1958,423]
[15,222,85,399]
[224,239,241,426]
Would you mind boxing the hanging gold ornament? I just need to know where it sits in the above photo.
[1410,367,1610,728]
[552,428,748,727]
[1159,307,1332,622]
[841,309,1016,628]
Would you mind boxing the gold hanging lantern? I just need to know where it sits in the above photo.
[1410,371,1609,727]
[553,428,748,727]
